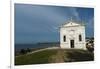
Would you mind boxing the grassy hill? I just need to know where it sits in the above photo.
[15,49,94,65]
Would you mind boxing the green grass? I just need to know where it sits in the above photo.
[64,49,94,62]
[15,49,94,65]
[15,49,58,65]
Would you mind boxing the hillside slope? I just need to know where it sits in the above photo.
[15,49,94,65]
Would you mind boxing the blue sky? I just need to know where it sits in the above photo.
[15,4,94,44]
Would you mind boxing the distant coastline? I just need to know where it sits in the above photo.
[15,42,60,51]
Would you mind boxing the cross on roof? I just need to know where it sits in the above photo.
[70,17,73,21]
[70,17,73,25]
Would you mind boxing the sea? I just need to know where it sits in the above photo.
[15,42,60,51]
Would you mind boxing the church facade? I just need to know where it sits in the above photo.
[60,20,86,50]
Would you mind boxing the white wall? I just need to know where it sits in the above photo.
[60,24,86,49]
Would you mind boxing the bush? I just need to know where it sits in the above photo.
[86,46,94,52]
[20,49,27,54]
[26,48,31,52]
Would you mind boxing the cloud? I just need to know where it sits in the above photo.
[68,8,80,20]
[85,17,94,37]
[15,4,94,43]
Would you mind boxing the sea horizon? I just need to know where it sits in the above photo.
[15,42,60,51]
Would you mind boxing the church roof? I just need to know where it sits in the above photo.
[60,20,85,28]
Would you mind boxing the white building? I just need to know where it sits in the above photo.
[60,20,86,50]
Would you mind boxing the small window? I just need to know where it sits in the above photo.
[63,35,66,42]
[79,35,82,41]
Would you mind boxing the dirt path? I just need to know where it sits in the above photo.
[49,49,65,63]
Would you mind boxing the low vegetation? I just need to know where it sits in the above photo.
[15,49,94,65]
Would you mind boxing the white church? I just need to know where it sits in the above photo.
[60,19,86,50]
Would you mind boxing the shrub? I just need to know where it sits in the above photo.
[20,49,27,54]
[26,48,31,52]
[86,45,94,52]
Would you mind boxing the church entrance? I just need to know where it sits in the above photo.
[70,40,74,48]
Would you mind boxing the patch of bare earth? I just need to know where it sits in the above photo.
[49,49,65,63]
